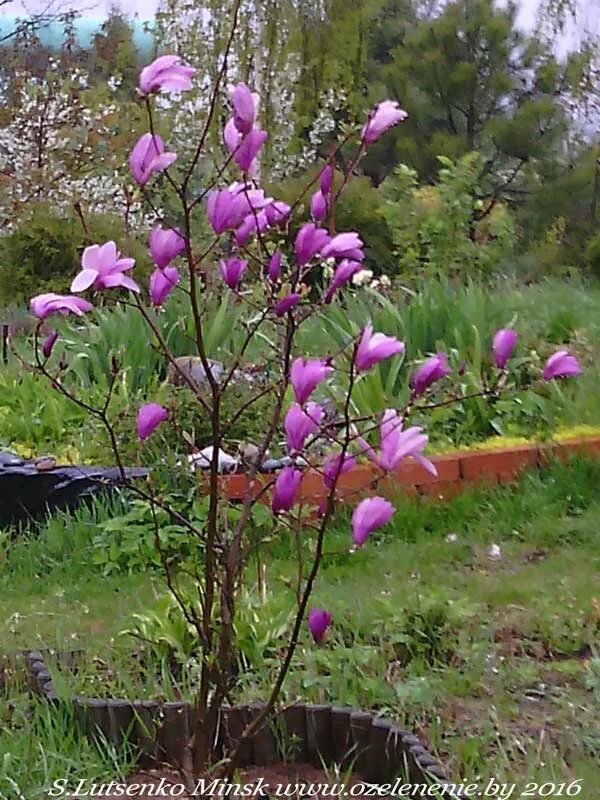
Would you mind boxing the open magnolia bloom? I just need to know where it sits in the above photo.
[71,242,139,294]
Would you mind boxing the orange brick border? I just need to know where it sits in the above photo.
[214,435,600,506]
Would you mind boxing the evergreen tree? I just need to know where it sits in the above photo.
[366,0,568,206]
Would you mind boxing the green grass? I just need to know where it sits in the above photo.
[1,458,600,792]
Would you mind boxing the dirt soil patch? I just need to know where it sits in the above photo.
[100,763,380,798]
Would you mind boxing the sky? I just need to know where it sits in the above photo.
[1,0,599,56]
[0,0,161,19]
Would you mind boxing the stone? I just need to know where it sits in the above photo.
[167,357,224,388]
[187,446,239,473]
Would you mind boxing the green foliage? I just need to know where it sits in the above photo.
[295,275,598,445]
[0,694,135,799]
[371,0,567,194]
[0,207,80,304]
[0,206,151,307]
[271,167,395,273]
[90,498,202,576]
[380,154,516,278]
[584,229,600,277]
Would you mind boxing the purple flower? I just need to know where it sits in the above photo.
[410,353,451,396]
[229,181,272,210]
[224,117,241,154]
[324,259,362,303]
[149,226,185,269]
[129,133,176,186]
[351,496,395,547]
[323,452,356,489]
[272,466,303,513]
[321,232,364,262]
[71,241,139,294]
[220,257,248,290]
[319,164,333,195]
[284,402,324,452]
[493,328,518,369]
[268,251,282,282]
[30,293,93,320]
[308,608,332,644]
[234,211,269,247]
[233,129,268,172]
[290,357,333,404]
[150,266,179,306]
[137,402,168,440]
[231,82,258,135]
[310,190,327,222]
[265,201,291,228]
[139,55,196,95]
[207,189,241,234]
[295,223,331,265]
[355,323,405,372]
[42,330,59,358]
[361,100,407,145]
[207,186,270,235]
[274,293,301,316]
[355,410,436,475]
[543,350,582,380]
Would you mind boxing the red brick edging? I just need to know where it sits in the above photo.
[214,435,600,506]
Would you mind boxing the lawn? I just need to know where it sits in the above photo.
[1,456,599,797]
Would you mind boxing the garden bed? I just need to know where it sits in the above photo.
[25,650,448,788]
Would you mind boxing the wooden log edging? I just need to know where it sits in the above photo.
[24,650,453,791]
[216,435,600,506]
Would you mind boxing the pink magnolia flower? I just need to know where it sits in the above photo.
[321,232,364,262]
[42,330,59,358]
[308,608,332,644]
[284,402,324,452]
[351,496,395,547]
[272,466,303,513]
[149,226,185,269]
[150,266,179,307]
[233,129,268,173]
[323,452,356,489]
[290,358,334,405]
[268,251,282,282]
[129,133,176,186]
[207,189,248,234]
[224,117,241,154]
[220,257,248,290]
[234,210,269,247]
[319,164,333,195]
[30,293,92,320]
[355,410,436,475]
[71,241,139,294]
[355,323,405,372]
[324,259,362,303]
[543,350,582,380]
[310,190,327,222]
[207,186,270,235]
[229,181,272,209]
[361,100,407,145]
[265,200,291,227]
[231,82,259,135]
[295,223,331,265]
[493,328,518,369]
[410,353,451,396]
[137,402,168,440]
[139,55,196,95]
[274,293,301,316]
